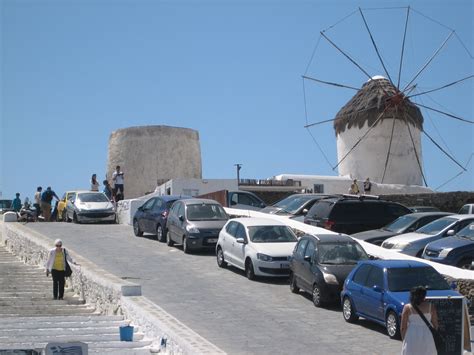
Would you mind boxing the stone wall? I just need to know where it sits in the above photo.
[381,191,474,212]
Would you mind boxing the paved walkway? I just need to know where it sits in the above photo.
[0,247,152,354]
[26,222,403,355]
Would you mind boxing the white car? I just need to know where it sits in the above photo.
[216,217,298,280]
[381,214,474,256]
[65,191,116,224]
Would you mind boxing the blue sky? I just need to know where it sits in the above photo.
[1,0,473,202]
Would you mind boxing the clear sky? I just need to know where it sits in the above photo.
[1,0,473,202]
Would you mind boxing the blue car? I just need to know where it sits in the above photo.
[340,260,459,339]
[133,195,188,241]
[423,223,474,269]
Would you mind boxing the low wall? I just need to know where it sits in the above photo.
[382,191,474,213]
[0,219,225,354]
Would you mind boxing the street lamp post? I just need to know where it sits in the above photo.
[234,164,242,185]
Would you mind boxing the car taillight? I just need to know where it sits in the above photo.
[161,210,168,218]
[324,220,335,230]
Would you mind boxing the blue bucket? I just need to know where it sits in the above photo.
[119,325,134,342]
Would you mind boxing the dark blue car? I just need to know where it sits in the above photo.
[423,223,474,269]
[133,195,187,241]
[340,260,459,339]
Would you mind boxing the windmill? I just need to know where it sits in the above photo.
[302,6,473,189]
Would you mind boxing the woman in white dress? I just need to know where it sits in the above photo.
[401,286,438,355]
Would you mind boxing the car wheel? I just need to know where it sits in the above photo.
[289,272,299,294]
[457,258,473,269]
[386,311,401,339]
[342,297,359,323]
[166,232,174,246]
[312,283,325,307]
[216,247,227,268]
[73,212,80,224]
[245,259,256,280]
[133,219,143,237]
[182,236,190,254]
[157,224,166,242]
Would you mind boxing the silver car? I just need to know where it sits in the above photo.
[65,191,115,224]
[381,214,474,256]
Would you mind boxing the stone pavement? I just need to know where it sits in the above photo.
[26,222,403,355]
[0,247,152,354]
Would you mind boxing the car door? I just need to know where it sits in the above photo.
[167,202,180,241]
[292,239,309,290]
[139,198,156,233]
[300,240,317,291]
[231,223,247,269]
[66,193,77,219]
[174,202,186,243]
[347,264,372,313]
[359,266,384,321]
[148,198,164,231]
[222,221,238,264]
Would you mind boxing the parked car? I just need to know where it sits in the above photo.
[351,212,453,246]
[57,191,77,221]
[0,199,12,214]
[409,206,440,213]
[64,191,116,224]
[166,198,229,253]
[381,214,474,256]
[197,190,266,210]
[423,223,474,269]
[304,195,411,235]
[133,195,188,241]
[458,204,474,214]
[216,218,298,279]
[289,234,368,307]
[341,260,459,339]
[260,193,333,217]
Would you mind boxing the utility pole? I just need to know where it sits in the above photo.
[234,164,242,185]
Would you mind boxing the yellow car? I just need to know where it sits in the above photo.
[57,191,78,221]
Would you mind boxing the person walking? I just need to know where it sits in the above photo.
[90,174,100,191]
[401,286,438,355]
[103,180,113,201]
[34,186,42,218]
[11,193,22,212]
[41,187,60,221]
[45,239,78,300]
[112,165,124,197]
[349,179,360,195]
[363,178,372,194]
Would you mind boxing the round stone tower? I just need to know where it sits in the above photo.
[107,125,202,198]
[334,76,424,185]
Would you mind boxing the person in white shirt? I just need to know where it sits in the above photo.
[90,174,100,191]
[34,186,42,218]
[112,165,124,197]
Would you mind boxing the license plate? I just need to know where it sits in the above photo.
[207,238,218,243]
[280,263,290,269]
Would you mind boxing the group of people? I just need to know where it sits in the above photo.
[349,177,372,195]
[10,165,125,222]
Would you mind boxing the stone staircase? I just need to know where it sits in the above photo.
[0,247,153,354]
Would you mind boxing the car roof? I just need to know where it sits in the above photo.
[156,195,189,201]
[231,217,286,227]
[180,198,223,205]
[405,212,453,218]
[358,259,430,268]
[442,214,474,220]
[302,233,355,243]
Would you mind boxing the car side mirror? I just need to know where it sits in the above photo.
[304,255,312,263]
[179,215,184,222]
[446,229,455,236]
[236,238,246,244]
[373,285,382,293]
[302,208,308,216]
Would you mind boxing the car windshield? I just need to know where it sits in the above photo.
[388,267,449,292]
[273,195,315,214]
[248,225,297,243]
[186,204,228,221]
[317,242,368,265]
[383,215,418,233]
[457,223,474,240]
[78,193,109,203]
[416,217,456,235]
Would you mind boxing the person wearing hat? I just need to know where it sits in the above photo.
[45,239,78,300]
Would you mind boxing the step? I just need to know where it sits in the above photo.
[0,308,98,317]
[89,349,152,355]
[0,320,128,330]
[0,326,141,337]
[0,332,146,343]
[0,315,125,324]
[0,340,153,350]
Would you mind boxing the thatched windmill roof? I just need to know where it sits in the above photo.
[333,77,423,135]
